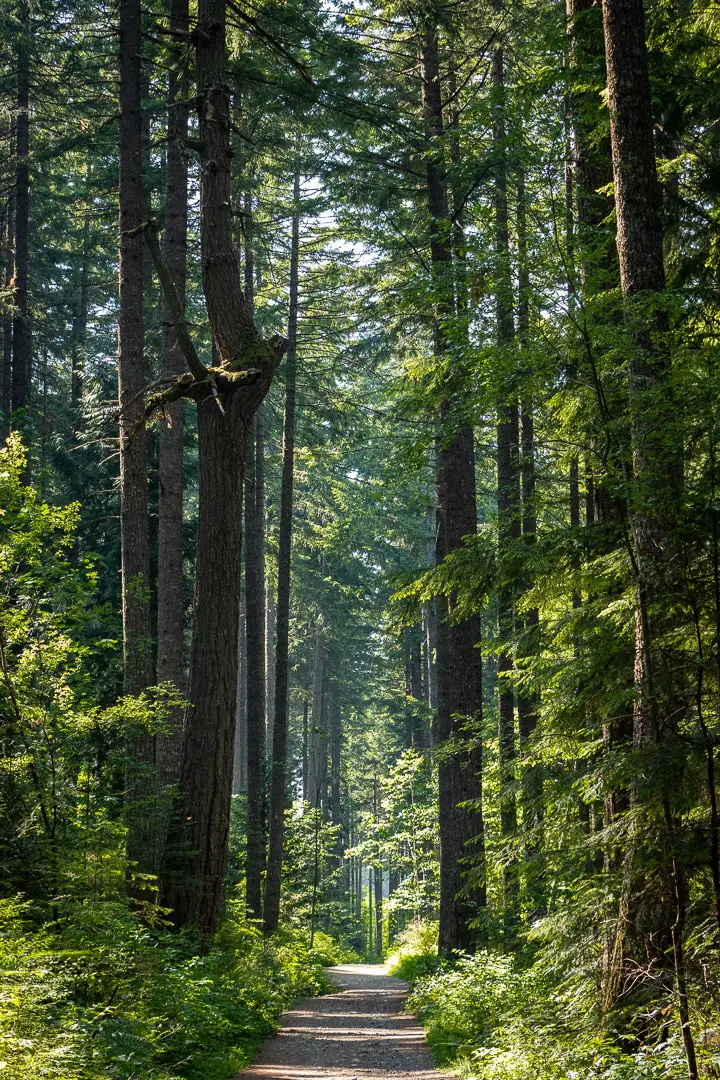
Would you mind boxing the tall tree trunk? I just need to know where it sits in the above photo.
[245,410,266,919]
[266,575,276,751]
[1,191,13,439]
[515,168,544,915]
[159,0,283,937]
[421,11,485,956]
[119,0,154,883]
[330,700,342,832]
[568,0,627,900]
[302,696,309,804]
[308,614,326,809]
[243,186,267,920]
[374,863,383,957]
[373,775,382,955]
[517,173,544,909]
[567,0,615,287]
[156,0,189,795]
[492,0,520,941]
[423,507,438,715]
[233,591,247,792]
[602,3,695,1074]
[264,173,300,933]
[367,871,373,954]
[11,0,30,432]
[70,162,91,434]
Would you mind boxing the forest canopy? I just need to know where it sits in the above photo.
[1,0,720,1077]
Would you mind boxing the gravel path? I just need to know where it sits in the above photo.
[233,963,446,1080]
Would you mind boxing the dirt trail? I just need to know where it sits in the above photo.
[233,963,446,1080]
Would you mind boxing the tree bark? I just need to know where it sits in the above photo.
[233,590,248,792]
[330,700,342,833]
[374,863,383,957]
[266,573,276,752]
[308,614,326,809]
[242,185,267,920]
[421,11,485,956]
[302,696,309,803]
[119,0,155,883]
[70,165,90,434]
[156,0,189,795]
[492,0,520,941]
[1,191,13,440]
[245,409,266,919]
[11,0,30,431]
[602,3,695,1073]
[567,0,615,285]
[264,173,301,933]
[423,507,438,716]
[159,0,283,937]
[517,174,543,912]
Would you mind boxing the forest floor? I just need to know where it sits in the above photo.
[232,963,446,1080]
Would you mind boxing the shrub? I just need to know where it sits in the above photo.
[389,923,716,1080]
[0,894,327,1080]
[386,919,441,983]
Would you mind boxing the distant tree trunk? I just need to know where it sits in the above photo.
[119,0,154,883]
[409,636,422,701]
[245,410,266,919]
[567,0,615,287]
[11,0,30,432]
[570,456,582,610]
[266,575,276,751]
[373,776,382,955]
[602,3,695,1074]
[403,628,424,747]
[242,185,267,919]
[517,400,544,915]
[367,872,373,953]
[423,508,438,716]
[421,11,485,956]
[388,867,400,940]
[233,591,247,792]
[330,700,342,835]
[496,401,520,941]
[320,696,331,811]
[308,615,326,809]
[159,0,284,937]
[264,173,300,933]
[374,863,383,957]
[156,0,189,796]
[1,192,13,439]
[515,174,544,913]
[302,697,309,803]
[492,0,520,941]
[70,162,91,433]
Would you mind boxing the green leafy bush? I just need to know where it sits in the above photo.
[386,919,440,983]
[0,894,327,1080]
[393,923,718,1080]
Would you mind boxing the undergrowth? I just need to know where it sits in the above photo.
[387,921,720,1080]
[0,893,336,1080]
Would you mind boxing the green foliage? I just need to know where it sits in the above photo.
[0,440,329,1080]
[386,919,440,983]
[394,929,718,1080]
[352,750,438,927]
[4,0,720,1073]
[0,895,327,1080]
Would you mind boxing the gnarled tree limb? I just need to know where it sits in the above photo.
[140,221,210,384]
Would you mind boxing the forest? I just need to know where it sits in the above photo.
[0,0,719,1077]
